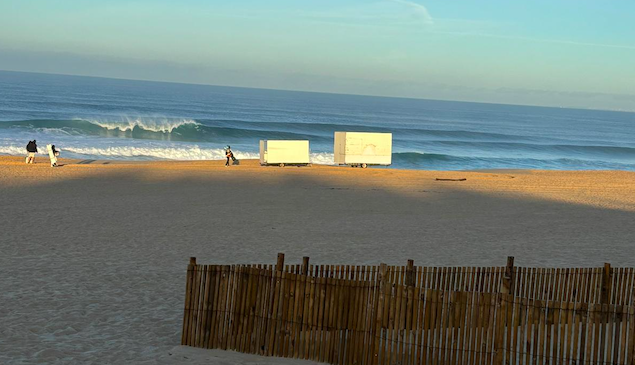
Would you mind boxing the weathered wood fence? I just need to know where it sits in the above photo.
[182,254,635,364]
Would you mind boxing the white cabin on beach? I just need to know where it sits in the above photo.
[333,131,392,168]
[259,140,311,167]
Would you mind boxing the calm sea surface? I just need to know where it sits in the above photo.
[1,70,634,170]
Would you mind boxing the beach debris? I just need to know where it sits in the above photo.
[436,178,467,181]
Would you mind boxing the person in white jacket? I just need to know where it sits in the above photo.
[47,144,60,167]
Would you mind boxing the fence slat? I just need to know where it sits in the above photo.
[346,271,358,365]
[329,274,343,365]
[265,267,281,355]
[303,275,316,360]
[430,289,442,364]
[279,270,293,357]
[322,275,334,363]
[189,264,202,346]
[626,307,635,364]
[316,273,326,361]
[282,269,296,357]
[247,266,261,353]
[199,265,212,349]
[181,259,195,345]
[250,266,263,353]
[619,304,628,364]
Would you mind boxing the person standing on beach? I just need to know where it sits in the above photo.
[26,140,37,164]
[47,144,60,167]
[224,145,237,167]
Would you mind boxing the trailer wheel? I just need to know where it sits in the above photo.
[361,163,368,169]
[279,163,285,167]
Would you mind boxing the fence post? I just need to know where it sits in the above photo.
[495,256,514,365]
[406,259,415,287]
[276,253,285,272]
[405,259,415,363]
[502,256,515,294]
[302,256,310,276]
[266,253,285,355]
[601,263,611,304]
[182,257,197,345]
[372,263,388,365]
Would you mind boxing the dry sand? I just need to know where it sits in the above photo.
[1,156,634,364]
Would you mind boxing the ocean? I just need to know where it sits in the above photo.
[1,70,634,171]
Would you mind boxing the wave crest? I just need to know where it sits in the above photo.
[84,118,199,133]
[0,118,327,142]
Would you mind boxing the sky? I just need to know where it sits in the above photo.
[1,0,634,111]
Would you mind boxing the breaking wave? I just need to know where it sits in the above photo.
[86,118,199,133]
[0,118,328,142]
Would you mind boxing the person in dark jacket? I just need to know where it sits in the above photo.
[224,145,237,167]
[26,140,38,164]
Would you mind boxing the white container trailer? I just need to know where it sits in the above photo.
[334,132,392,168]
[260,140,311,167]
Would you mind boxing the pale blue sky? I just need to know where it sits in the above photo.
[1,0,634,110]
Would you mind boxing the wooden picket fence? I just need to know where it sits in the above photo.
[273,259,634,306]
[182,254,635,364]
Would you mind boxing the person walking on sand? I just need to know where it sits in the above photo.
[47,144,60,167]
[224,145,237,167]
[25,140,38,164]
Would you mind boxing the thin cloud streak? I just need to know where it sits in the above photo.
[437,31,635,51]
[389,0,434,24]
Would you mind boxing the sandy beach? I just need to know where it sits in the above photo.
[1,155,634,364]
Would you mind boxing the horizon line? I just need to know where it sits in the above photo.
[1,69,633,114]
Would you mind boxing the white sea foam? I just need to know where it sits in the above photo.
[0,145,37,156]
[0,145,58,156]
[60,147,333,164]
[1,143,334,164]
[62,146,259,160]
[310,152,334,165]
[0,144,231,160]
[84,118,199,133]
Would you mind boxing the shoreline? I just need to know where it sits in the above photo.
[1,154,631,174]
